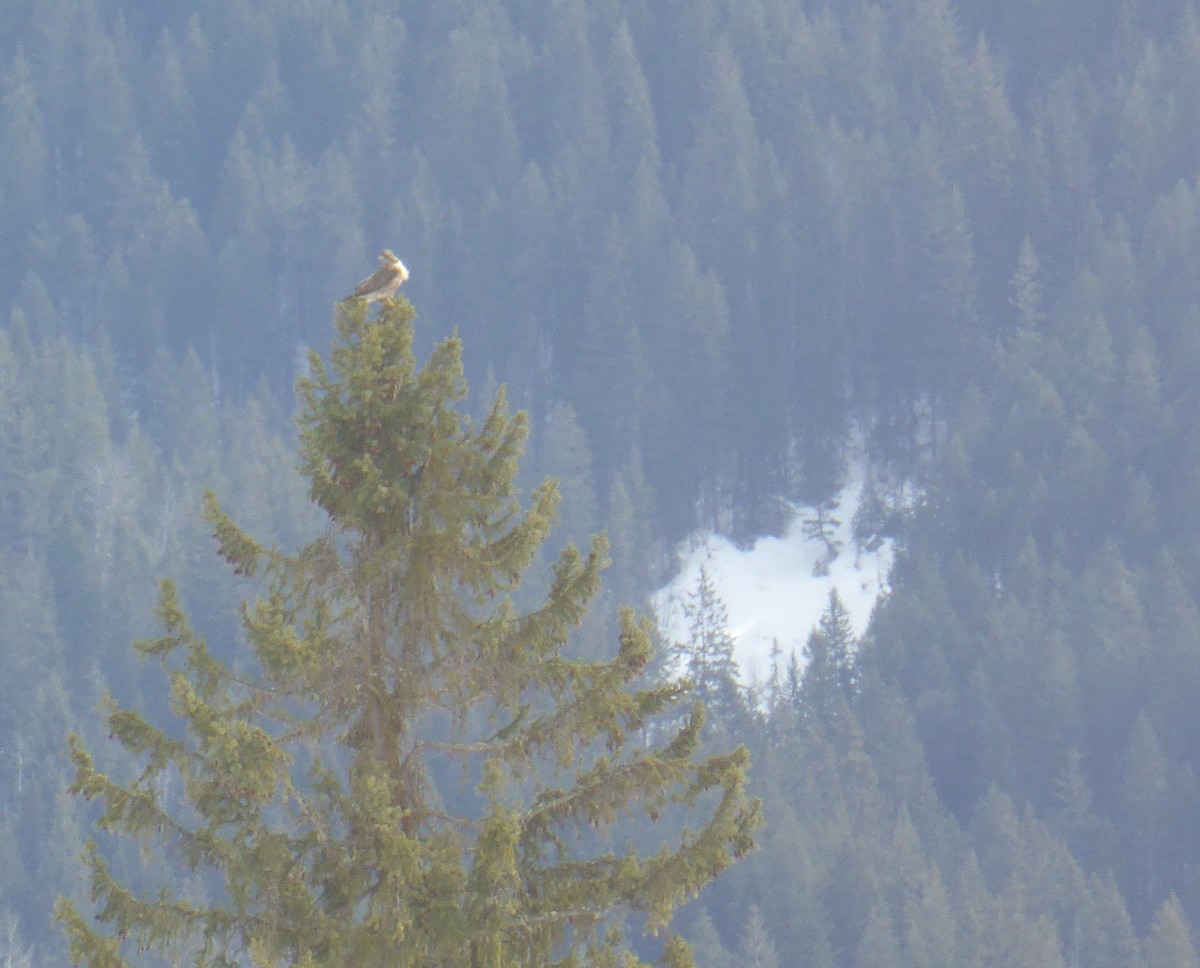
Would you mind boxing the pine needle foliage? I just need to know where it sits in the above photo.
[55,297,759,967]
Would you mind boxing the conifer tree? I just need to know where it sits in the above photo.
[56,298,759,967]
[669,566,743,724]
[686,912,731,968]
[855,904,902,966]
[732,905,779,968]
[800,589,857,725]
[1144,894,1200,968]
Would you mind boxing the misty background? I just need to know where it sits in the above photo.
[2,0,1200,963]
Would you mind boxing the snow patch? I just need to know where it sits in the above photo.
[655,479,894,684]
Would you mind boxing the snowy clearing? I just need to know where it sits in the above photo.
[654,480,894,685]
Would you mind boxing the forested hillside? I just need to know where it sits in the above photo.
[4,0,1200,963]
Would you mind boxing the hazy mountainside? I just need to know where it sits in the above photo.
[4,0,1200,963]
[3,0,1021,540]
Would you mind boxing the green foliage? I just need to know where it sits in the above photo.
[3,0,1200,962]
[799,590,857,727]
[668,567,743,728]
[57,300,759,966]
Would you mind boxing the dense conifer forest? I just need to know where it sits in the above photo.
[3,0,1200,963]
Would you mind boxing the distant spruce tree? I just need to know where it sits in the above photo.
[669,566,744,726]
[56,298,759,967]
[800,589,857,725]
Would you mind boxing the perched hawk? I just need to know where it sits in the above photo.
[345,250,409,303]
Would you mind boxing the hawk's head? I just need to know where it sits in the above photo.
[379,249,398,265]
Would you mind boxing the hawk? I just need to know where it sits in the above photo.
[345,249,409,303]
